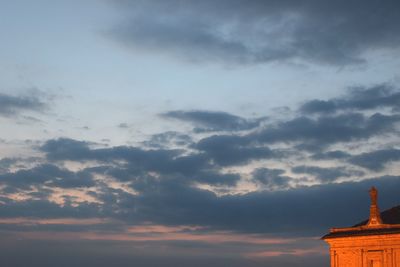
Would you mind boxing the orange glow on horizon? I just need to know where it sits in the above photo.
[245,247,327,258]
[6,222,307,246]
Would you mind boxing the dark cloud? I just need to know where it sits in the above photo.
[300,84,400,114]
[110,0,400,65]
[92,164,239,187]
[195,135,276,166]
[192,172,241,186]
[41,138,190,173]
[253,112,400,149]
[0,198,101,219]
[0,157,42,174]
[0,92,47,117]
[40,108,399,181]
[40,138,243,186]
[40,138,93,161]
[142,131,192,148]
[40,100,400,174]
[349,149,400,171]
[162,110,265,132]
[300,100,337,114]
[291,165,364,182]
[1,156,400,238]
[41,138,203,174]
[109,175,400,235]
[0,164,96,190]
[41,137,275,178]
[252,168,292,190]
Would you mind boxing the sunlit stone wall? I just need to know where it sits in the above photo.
[326,234,400,267]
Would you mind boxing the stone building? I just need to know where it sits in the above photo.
[322,187,400,267]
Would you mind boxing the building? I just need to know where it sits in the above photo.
[322,187,400,267]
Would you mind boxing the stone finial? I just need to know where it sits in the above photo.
[370,186,378,205]
[367,186,383,227]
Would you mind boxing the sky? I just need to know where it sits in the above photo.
[1,0,400,266]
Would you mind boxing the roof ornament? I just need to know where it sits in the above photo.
[367,186,383,227]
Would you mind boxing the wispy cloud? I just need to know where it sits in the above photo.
[0,91,47,117]
[161,110,266,132]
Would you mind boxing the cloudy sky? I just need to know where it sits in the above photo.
[1,1,400,266]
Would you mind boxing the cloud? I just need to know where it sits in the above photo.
[41,136,275,176]
[252,112,400,149]
[310,150,351,161]
[161,110,265,132]
[195,134,277,166]
[88,175,400,235]
[252,168,292,190]
[349,149,400,171]
[40,138,94,161]
[3,138,400,238]
[0,92,47,117]
[37,90,400,182]
[192,172,241,186]
[3,79,400,244]
[40,138,182,164]
[0,164,96,190]
[0,158,18,173]
[0,198,101,219]
[139,175,400,234]
[291,165,364,182]
[300,84,400,114]
[40,138,203,174]
[110,0,400,65]
[142,131,192,148]
[40,138,241,185]
[3,82,400,266]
